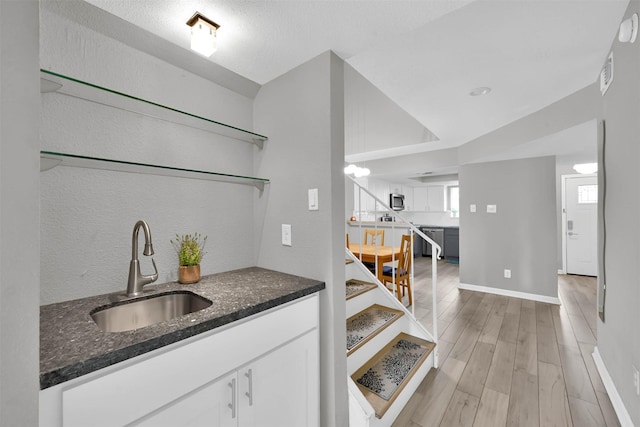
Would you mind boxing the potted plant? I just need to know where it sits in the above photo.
[171,232,207,284]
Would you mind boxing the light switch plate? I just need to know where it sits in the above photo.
[281,224,292,246]
[504,269,511,279]
[470,204,477,213]
[308,188,318,211]
[487,204,497,213]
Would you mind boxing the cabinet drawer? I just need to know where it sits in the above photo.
[61,295,318,427]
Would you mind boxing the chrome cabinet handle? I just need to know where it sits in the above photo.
[228,378,237,419]
[245,369,253,406]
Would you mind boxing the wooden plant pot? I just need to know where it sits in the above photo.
[179,265,201,284]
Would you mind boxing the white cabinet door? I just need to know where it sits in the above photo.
[353,178,368,213]
[134,372,237,427]
[241,330,319,427]
[414,187,428,211]
[426,185,445,212]
[372,179,388,211]
[402,186,414,211]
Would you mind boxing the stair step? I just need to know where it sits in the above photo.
[352,332,436,419]
[347,304,404,355]
[346,279,377,300]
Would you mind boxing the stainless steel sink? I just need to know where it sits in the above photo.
[91,291,212,332]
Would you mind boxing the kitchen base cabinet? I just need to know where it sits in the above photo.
[135,329,318,427]
[444,228,459,263]
[40,295,319,427]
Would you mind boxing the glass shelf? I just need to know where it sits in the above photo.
[40,69,268,147]
[40,151,269,191]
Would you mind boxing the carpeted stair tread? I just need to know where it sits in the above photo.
[347,304,403,355]
[345,279,377,300]
[352,333,436,419]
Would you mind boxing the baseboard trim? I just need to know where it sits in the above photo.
[458,283,561,305]
[592,347,635,427]
[558,269,566,275]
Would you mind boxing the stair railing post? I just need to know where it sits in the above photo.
[431,241,439,368]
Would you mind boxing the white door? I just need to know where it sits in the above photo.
[564,175,598,276]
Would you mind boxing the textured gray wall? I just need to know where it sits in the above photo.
[597,1,640,423]
[39,7,257,304]
[253,52,348,427]
[0,1,40,424]
[459,156,558,299]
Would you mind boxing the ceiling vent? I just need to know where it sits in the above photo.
[600,52,614,96]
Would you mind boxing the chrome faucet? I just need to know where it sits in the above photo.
[126,220,158,297]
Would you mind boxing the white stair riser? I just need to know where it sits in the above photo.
[346,287,381,317]
[347,316,411,376]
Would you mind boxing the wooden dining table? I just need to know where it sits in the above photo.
[348,243,402,282]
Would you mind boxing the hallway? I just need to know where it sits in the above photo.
[393,258,619,426]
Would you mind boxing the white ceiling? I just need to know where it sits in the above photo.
[81,0,629,174]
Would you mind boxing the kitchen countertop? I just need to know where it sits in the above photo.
[347,220,412,227]
[40,267,325,390]
[347,221,458,229]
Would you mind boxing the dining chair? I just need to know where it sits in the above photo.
[364,229,384,246]
[360,229,384,273]
[381,234,413,306]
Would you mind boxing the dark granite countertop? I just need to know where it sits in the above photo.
[40,267,325,390]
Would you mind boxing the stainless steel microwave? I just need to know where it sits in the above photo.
[389,193,405,211]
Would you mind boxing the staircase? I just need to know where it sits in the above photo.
[346,176,440,426]
[346,254,437,426]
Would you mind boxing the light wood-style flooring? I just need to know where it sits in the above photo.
[392,258,620,427]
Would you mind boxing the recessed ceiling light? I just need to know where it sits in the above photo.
[469,87,492,97]
[573,163,598,174]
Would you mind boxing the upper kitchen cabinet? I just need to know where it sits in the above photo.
[353,178,391,212]
[413,185,446,212]
[402,186,414,211]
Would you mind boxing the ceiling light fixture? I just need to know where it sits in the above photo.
[573,163,598,174]
[344,164,370,177]
[619,13,638,43]
[186,12,220,57]
[469,87,492,97]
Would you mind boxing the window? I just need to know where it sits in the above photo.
[578,184,597,204]
[448,186,459,217]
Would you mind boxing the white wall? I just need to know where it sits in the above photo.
[597,1,640,424]
[0,1,40,424]
[253,51,348,427]
[39,6,259,304]
[344,63,435,161]
[459,156,558,300]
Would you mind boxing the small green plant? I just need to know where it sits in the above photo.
[171,233,208,267]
